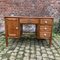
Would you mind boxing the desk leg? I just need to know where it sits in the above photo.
[6,36,8,47]
[49,38,52,47]
[36,25,39,39]
[35,25,37,38]
[20,25,22,35]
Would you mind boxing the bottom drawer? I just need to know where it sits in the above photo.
[40,32,51,39]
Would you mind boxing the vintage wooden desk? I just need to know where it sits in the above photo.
[5,16,53,47]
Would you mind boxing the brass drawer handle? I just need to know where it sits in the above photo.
[16,27,18,29]
[44,27,47,30]
[45,21,47,24]
[44,33,47,36]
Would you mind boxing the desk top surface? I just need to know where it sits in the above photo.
[4,16,54,19]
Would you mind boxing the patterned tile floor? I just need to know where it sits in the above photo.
[0,33,60,60]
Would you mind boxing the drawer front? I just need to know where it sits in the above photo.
[40,26,52,32]
[40,32,51,38]
[5,18,18,20]
[30,19,39,24]
[5,18,20,37]
[40,19,53,25]
[20,18,39,24]
[20,19,29,23]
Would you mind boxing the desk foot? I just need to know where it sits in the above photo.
[6,37,8,47]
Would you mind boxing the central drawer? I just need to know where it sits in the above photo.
[20,18,39,24]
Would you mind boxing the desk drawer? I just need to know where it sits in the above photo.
[30,19,39,24]
[5,17,20,37]
[5,18,18,20]
[40,32,51,39]
[40,26,52,32]
[40,19,53,25]
[20,18,39,24]
[20,19,29,23]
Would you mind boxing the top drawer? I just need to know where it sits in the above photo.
[30,19,39,24]
[40,18,53,25]
[5,17,18,20]
[20,19,29,23]
[20,18,39,24]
